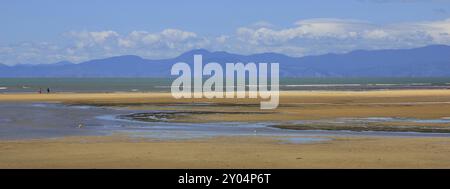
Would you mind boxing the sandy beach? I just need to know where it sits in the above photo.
[1,89,450,168]
[1,135,450,168]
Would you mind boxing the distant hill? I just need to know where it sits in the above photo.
[1,45,450,77]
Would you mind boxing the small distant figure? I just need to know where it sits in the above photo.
[47,88,50,94]
[78,124,84,128]
[38,88,42,94]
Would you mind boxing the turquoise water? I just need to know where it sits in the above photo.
[1,77,450,93]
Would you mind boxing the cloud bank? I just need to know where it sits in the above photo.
[2,18,450,65]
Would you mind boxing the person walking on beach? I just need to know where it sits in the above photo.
[38,88,42,94]
[47,88,50,94]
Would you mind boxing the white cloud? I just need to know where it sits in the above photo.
[413,18,450,43]
[89,31,119,43]
[250,21,275,28]
[116,29,201,50]
[364,29,390,39]
[235,18,373,47]
[293,18,371,38]
[232,17,450,55]
[67,30,119,48]
[215,35,229,43]
[160,29,197,41]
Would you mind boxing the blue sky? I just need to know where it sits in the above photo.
[1,0,450,65]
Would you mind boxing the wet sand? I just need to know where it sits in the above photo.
[1,89,450,168]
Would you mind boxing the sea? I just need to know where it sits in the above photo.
[1,77,450,93]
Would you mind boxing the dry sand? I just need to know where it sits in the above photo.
[1,135,450,168]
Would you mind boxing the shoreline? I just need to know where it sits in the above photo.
[1,89,450,104]
[2,89,450,129]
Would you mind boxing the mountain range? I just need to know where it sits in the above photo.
[1,45,450,77]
